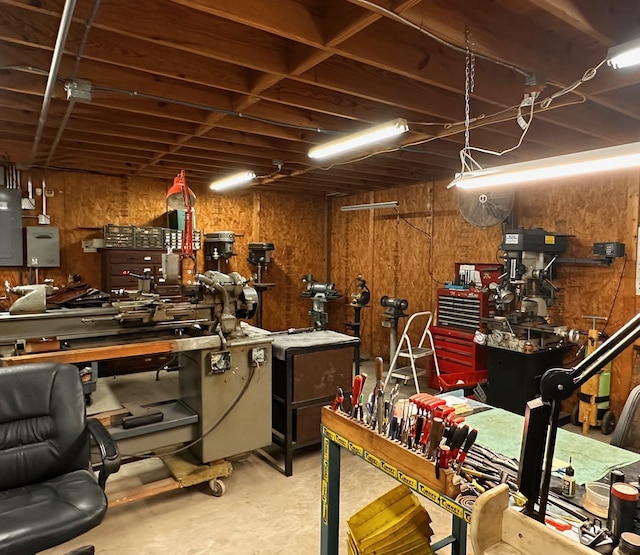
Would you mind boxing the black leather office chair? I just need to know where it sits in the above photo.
[0,362,121,554]
[610,384,640,452]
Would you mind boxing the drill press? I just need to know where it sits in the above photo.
[247,242,275,328]
[204,231,235,271]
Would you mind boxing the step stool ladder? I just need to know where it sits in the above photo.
[383,310,440,394]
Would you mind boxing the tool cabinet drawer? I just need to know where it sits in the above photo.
[272,403,323,443]
[101,248,164,294]
[102,249,163,264]
[430,325,487,389]
[109,262,156,276]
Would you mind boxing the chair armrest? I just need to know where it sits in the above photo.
[87,417,121,489]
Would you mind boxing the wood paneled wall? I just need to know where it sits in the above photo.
[0,171,325,332]
[330,183,500,361]
[2,167,639,416]
[330,172,640,416]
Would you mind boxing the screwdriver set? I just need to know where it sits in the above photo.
[329,357,528,508]
[326,363,597,542]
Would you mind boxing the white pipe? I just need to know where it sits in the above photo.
[45,0,102,165]
[42,178,47,217]
[29,0,77,165]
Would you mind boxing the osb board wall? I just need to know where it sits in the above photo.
[251,191,327,331]
[0,171,325,333]
[513,172,640,415]
[330,171,640,416]
[330,183,501,360]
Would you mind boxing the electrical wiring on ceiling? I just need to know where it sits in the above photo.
[345,1,615,178]
[0,64,340,138]
[454,50,609,177]
[312,93,585,175]
[350,0,530,77]
[90,84,338,136]
[458,97,536,174]
[0,12,611,187]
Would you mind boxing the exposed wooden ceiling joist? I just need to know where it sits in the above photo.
[0,0,638,195]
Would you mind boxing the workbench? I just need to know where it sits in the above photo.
[261,330,359,476]
[320,395,640,554]
[320,406,470,555]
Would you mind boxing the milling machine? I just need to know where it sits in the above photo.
[0,270,272,466]
[501,227,568,319]
[481,228,572,353]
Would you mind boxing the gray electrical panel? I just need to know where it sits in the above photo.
[0,188,23,266]
[26,226,60,267]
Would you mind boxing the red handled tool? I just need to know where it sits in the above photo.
[449,424,469,460]
[545,517,572,532]
[456,428,478,472]
[331,387,344,412]
[438,444,451,476]
[350,375,364,418]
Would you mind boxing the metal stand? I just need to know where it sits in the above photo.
[380,296,408,362]
[345,305,364,339]
[258,334,358,476]
[253,282,274,328]
[248,243,276,329]
[345,304,368,364]
[381,313,407,362]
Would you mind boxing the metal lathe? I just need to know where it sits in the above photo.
[0,270,273,465]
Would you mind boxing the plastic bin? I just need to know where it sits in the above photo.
[438,370,488,392]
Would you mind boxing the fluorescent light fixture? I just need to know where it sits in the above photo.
[210,170,256,192]
[607,38,640,69]
[449,141,640,190]
[340,201,399,212]
[308,118,409,160]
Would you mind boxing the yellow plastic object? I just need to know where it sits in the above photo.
[347,484,434,554]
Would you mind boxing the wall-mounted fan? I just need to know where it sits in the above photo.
[457,189,514,228]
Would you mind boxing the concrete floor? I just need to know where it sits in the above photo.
[43,358,609,554]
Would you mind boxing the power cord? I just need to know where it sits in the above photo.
[602,253,627,335]
[395,208,446,286]
[119,362,258,459]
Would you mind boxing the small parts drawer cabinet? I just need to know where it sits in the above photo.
[101,248,164,293]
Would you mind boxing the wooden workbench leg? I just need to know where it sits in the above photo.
[451,513,467,555]
[320,433,341,555]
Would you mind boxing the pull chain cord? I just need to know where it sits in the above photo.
[461,29,481,175]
